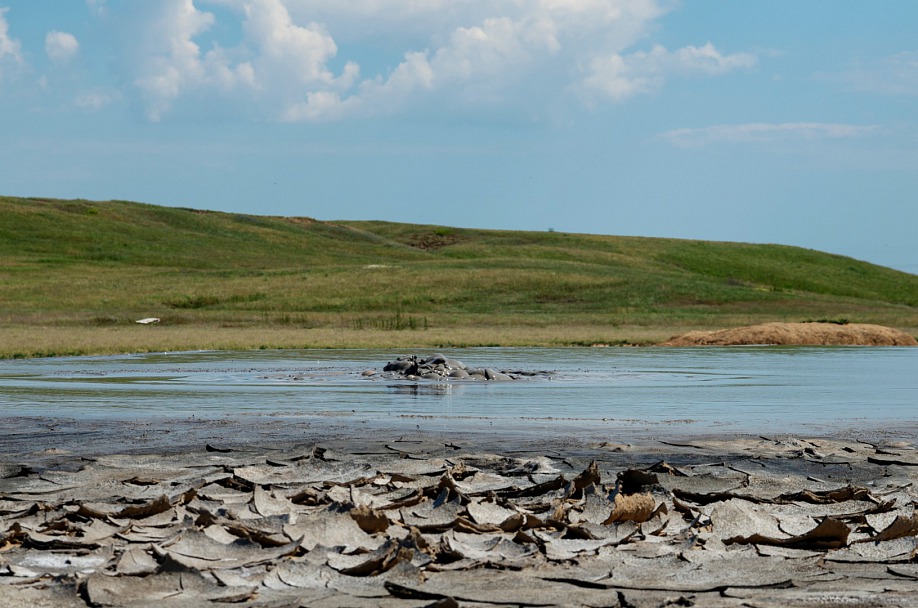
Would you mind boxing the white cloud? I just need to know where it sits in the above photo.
[279,0,674,121]
[86,0,108,17]
[0,6,23,79]
[130,0,216,121]
[75,91,116,109]
[583,52,658,100]
[126,0,355,121]
[671,42,757,74]
[240,0,355,100]
[46,31,80,65]
[316,14,562,117]
[819,51,918,96]
[274,0,664,37]
[113,0,755,122]
[584,43,756,101]
[660,122,880,147]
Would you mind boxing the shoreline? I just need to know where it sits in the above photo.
[5,413,918,467]
[2,321,916,360]
[0,324,672,360]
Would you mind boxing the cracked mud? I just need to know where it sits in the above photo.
[2,435,918,607]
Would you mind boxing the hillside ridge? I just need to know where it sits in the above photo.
[1,195,915,357]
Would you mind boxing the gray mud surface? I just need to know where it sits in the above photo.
[3,419,918,607]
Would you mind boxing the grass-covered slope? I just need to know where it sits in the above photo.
[1,196,915,357]
[339,220,918,310]
[0,197,419,267]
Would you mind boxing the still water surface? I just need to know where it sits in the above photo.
[0,347,915,435]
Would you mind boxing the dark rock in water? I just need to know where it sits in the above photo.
[427,355,466,370]
[383,358,418,375]
[379,354,544,382]
[485,368,514,381]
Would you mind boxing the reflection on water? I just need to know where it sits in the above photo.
[387,383,458,396]
[0,347,916,435]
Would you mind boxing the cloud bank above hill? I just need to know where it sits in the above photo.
[81,0,756,122]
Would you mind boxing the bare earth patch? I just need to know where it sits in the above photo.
[663,322,918,347]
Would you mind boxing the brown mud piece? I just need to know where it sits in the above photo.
[663,322,918,347]
[3,435,918,606]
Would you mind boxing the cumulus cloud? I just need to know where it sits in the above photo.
[46,31,80,65]
[129,0,217,121]
[284,12,564,121]
[110,0,756,122]
[0,6,23,78]
[660,122,880,147]
[240,0,356,102]
[124,0,354,121]
[280,0,680,120]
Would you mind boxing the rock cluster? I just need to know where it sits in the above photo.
[382,354,521,381]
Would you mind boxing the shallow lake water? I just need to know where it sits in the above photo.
[1,347,916,437]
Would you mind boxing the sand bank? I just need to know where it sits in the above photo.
[663,322,918,347]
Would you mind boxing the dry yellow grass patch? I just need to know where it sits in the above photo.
[0,323,673,358]
[663,322,918,346]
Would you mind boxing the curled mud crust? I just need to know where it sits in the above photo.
[663,322,918,347]
[3,434,918,606]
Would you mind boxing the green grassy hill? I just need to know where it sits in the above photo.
[1,196,915,357]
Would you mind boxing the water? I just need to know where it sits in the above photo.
[0,347,915,435]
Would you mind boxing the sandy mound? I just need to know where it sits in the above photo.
[662,322,918,347]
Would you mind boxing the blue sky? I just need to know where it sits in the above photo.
[1,1,916,272]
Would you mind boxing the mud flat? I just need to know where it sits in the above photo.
[3,419,918,607]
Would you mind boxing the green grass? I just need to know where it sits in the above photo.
[1,195,916,358]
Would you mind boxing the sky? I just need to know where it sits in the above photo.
[1,1,916,273]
